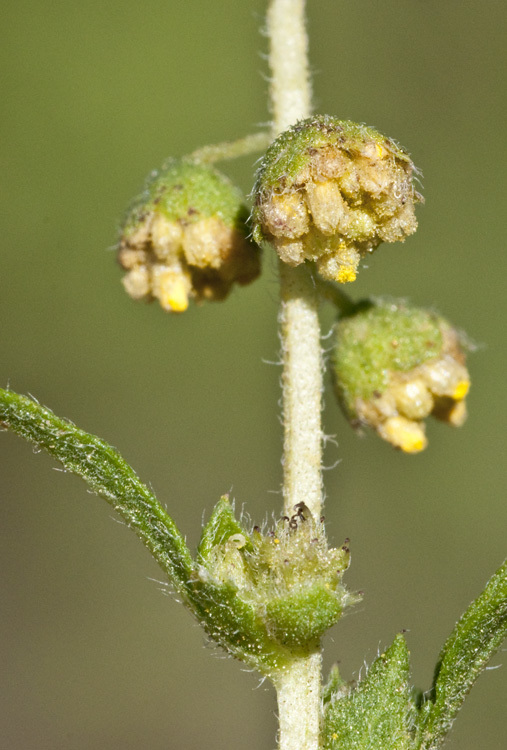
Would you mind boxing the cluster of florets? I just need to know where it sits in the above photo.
[116,124,473,452]
[331,300,471,453]
[205,503,349,591]
[252,116,421,283]
[198,499,357,649]
[118,159,260,312]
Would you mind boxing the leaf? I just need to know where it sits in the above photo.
[0,388,194,593]
[0,388,287,674]
[323,634,413,750]
[416,558,507,749]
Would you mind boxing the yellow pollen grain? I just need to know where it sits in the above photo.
[162,280,189,312]
[274,538,280,544]
[381,417,428,453]
[337,267,357,283]
[452,380,470,401]
[400,435,426,454]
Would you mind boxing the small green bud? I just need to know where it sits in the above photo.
[118,159,260,312]
[331,300,471,453]
[197,499,358,651]
[253,116,420,283]
[197,494,252,562]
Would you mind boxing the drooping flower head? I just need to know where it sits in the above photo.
[118,159,260,312]
[331,300,471,453]
[253,116,421,283]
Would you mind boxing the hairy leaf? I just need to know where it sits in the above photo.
[323,634,413,750]
[0,388,194,593]
[0,388,288,674]
[417,559,507,749]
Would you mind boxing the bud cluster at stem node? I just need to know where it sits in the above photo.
[118,159,260,312]
[331,300,471,453]
[253,116,421,283]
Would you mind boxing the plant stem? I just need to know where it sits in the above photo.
[273,653,322,750]
[267,0,312,134]
[267,0,323,524]
[267,2,323,750]
[278,262,323,522]
[187,132,271,164]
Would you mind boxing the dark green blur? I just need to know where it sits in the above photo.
[1,1,506,748]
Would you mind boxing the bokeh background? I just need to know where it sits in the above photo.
[1,1,506,748]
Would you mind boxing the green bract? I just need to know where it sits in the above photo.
[331,300,471,453]
[253,116,420,283]
[118,159,260,312]
[123,159,248,230]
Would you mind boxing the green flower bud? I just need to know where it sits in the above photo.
[118,159,260,312]
[197,498,358,651]
[331,300,471,453]
[253,116,420,283]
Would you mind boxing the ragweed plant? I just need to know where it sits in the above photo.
[1,2,505,750]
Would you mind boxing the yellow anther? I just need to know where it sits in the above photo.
[161,279,189,313]
[274,538,280,544]
[379,416,428,454]
[337,266,357,283]
[452,380,470,401]
[443,399,468,427]
[376,143,384,158]
[400,435,426,454]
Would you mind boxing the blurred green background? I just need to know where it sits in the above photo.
[1,1,506,748]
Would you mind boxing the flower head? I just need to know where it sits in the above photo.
[198,496,358,650]
[331,300,471,453]
[253,116,421,283]
[118,159,260,312]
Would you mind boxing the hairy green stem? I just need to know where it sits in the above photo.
[267,2,323,749]
[187,132,271,164]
